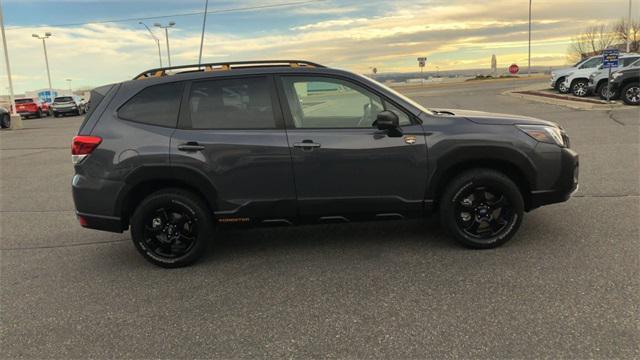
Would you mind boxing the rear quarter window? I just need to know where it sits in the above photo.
[118,82,184,128]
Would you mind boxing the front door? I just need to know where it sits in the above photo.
[277,75,428,220]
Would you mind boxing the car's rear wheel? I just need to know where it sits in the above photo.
[571,79,589,97]
[621,82,640,105]
[130,189,213,268]
[439,169,524,249]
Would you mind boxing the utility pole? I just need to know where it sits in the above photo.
[198,0,209,66]
[528,0,532,76]
[32,32,53,103]
[139,21,162,67]
[0,0,22,129]
[154,22,175,67]
[66,78,72,92]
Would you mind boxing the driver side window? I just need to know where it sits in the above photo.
[281,76,409,129]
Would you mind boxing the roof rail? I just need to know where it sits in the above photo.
[133,60,326,80]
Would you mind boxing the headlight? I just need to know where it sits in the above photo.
[612,72,623,80]
[517,125,565,147]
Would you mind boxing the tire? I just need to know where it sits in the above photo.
[571,79,589,97]
[53,112,59,118]
[621,82,640,105]
[597,82,617,100]
[1,114,9,129]
[130,188,213,268]
[439,169,524,249]
[36,109,42,118]
[557,77,569,93]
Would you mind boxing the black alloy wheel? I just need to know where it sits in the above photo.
[440,169,524,248]
[131,189,212,267]
[454,185,515,240]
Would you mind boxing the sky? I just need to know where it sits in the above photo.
[1,0,638,93]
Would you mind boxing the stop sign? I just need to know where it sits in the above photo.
[509,64,519,74]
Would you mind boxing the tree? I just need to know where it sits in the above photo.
[613,18,640,52]
[568,25,615,62]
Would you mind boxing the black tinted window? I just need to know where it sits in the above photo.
[54,96,73,102]
[189,77,275,129]
[119,83,183,127]
[622,57,639,66]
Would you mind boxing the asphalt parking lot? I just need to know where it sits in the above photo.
[1,78,639,358]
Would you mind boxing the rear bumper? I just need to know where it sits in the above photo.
[53,107,78,114]
[72,173,127,233]
[76,212,125,233]
[529,148,579,210]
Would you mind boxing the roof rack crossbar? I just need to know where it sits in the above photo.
[134,60,325,80]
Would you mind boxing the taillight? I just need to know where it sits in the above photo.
[71,135,101,164]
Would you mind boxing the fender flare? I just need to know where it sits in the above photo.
[426,145,537,200]
[115,164,217,216]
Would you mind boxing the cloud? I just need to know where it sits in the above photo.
[1,0,634,92]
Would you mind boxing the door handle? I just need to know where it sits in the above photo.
[293,141,321,151]
[178,142,205,152]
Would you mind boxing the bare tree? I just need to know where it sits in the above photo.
[613,18,640,52]
[568,25,616,62]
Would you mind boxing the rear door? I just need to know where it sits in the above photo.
[277,75,428,220]
[171,75,297,222]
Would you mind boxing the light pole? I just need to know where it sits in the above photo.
[528,0,532,77]
[65,78,72,92]
[32,32,54,103]
[139,21,162,68]
[198,0,209,66]
[154,22,175,67]
[0,0,22,129]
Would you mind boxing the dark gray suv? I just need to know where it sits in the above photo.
[72,60,579,267]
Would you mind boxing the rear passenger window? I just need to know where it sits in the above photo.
[188,77,275,129]
[118,83,183,127]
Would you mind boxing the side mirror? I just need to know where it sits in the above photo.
[374,110,399,130]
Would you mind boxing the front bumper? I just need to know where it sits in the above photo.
[529,147,579,210]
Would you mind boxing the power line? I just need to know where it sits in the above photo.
[6,0,328,29]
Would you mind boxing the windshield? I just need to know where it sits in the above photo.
[360,75,434,115]
[54,96,73,102]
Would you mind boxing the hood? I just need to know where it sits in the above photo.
[431,108,558,127]
[552,67,577,77]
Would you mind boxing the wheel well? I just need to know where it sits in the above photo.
[120,179,213,228]
[570,77,587,87]
[621,78,639,89]
[433,160,532,211]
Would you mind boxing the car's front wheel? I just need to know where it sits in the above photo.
[439,169,524,249]
[571,79,589,97]
[130,189,213,268]
[557,77,569,93]
[597,82,617,100]
[621,82,640,105]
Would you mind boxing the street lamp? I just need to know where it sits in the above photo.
[65,78,72,92]
[32,32,54,103]
[139,21,163,68]
[154,21,175,67]
[0,1,22,129]
[528,0,532,77]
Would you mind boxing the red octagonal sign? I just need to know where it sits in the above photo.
[509,64,519,74]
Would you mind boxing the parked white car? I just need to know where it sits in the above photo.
[563,54,639,97]
[588,57,640,99]
[550,56,602,93]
